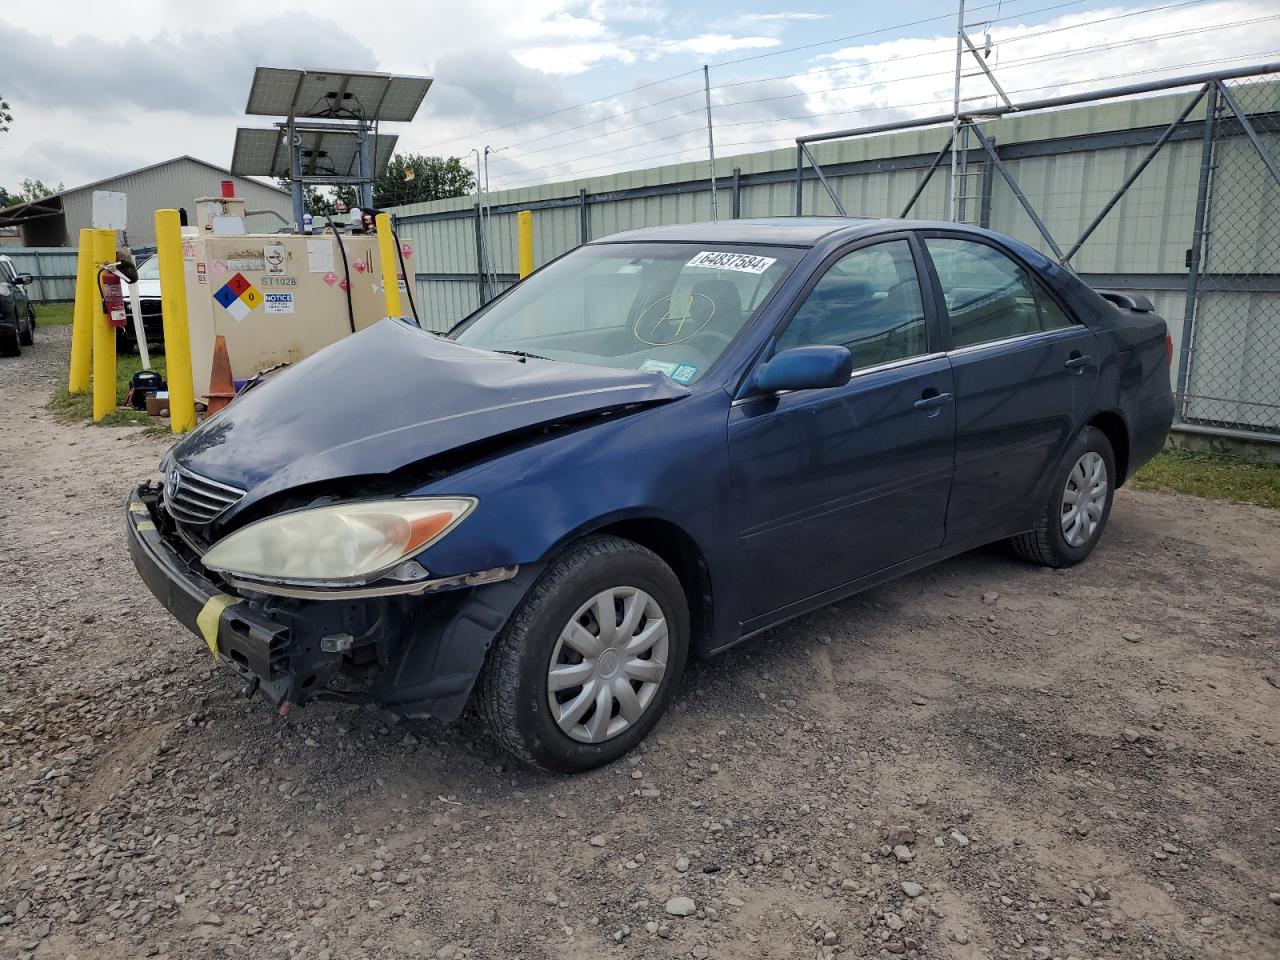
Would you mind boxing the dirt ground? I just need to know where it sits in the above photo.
[2,325,1278,960]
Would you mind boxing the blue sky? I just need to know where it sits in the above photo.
[2,0,1277,193]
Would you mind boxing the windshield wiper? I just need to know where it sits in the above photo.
[492,349,551,362]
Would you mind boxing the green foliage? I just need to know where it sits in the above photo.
[0,186,10,208]
[374,154,474,208]
[304,184,359,218]
[1131,448,1280,508]
[0,93,11,133]
[17,178,63,202]
[37,302,74,325]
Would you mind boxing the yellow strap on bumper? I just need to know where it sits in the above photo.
[196,594,239,660]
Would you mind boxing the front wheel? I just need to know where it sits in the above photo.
[477,535,689,773]
[1010,425,1116,567]
[18,310,34,346]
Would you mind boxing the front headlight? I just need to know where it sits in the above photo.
[201,497,476,585]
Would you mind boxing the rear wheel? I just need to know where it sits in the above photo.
[477,535,689,773]
[1010,425,1115,567]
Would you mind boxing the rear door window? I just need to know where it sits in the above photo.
[925,237,1043,348]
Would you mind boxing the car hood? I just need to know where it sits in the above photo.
[129,279,161,299]
[171,318,689,510]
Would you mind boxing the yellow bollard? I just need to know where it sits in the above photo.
[155,210,197,433]
[68,228,96,393]
[91,228,118,422]
[517,210,533,279]
[375,213,403,318]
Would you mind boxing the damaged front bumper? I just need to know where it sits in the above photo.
[125,484,539,720]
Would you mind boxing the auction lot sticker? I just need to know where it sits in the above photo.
[686,251,777,274]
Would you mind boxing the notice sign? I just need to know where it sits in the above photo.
[264,292,294,314]
[686,251,777,274]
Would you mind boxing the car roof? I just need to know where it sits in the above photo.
[593,217,990,247]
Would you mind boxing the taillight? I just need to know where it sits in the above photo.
[1165,335,1173,364]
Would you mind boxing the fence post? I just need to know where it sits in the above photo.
[731,167,742,219]
[155,210,197,432]
[69,229,95,394]
[978,137,995,229]
[473,203,487,306]
[578,189,590,245]
[1176,83,1219,416]
[794,145,804,215]
[517,210,534,278]
[90,229,117,422]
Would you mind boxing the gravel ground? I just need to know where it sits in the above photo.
[2,325,1278,960]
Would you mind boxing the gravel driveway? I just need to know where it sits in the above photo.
[2,324,1278,960]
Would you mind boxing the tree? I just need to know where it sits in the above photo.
[302,184,358,218]
[0,94,12,133]
[374,154,474,208]
[0,187,10,208]
[17,178,63,202]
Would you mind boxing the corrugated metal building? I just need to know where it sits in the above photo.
[389,78,1279,439]
[0,156,292,248]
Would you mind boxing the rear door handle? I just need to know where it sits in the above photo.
[1064,354,1092,370]
[913,391,953,410]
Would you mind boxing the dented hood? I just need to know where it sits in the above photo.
[171,318,688,508]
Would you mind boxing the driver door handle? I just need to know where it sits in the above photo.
[1064,353,1092,370]
[913,391,953,411]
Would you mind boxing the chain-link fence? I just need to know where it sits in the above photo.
[1179,76,1280,435]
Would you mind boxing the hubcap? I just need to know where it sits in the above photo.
[546,586,669,744]
[1061,451,1108,547]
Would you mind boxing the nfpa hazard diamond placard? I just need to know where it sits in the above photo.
[213,273,261,322]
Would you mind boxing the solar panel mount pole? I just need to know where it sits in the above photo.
[358,124,373,208]
[288,117,305,230]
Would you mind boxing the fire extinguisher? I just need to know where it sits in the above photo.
[101,269,127,328]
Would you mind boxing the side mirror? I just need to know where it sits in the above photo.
[750,345,853,395]
[14,273,33,285]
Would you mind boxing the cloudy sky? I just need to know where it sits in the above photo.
[1,0,1277,196]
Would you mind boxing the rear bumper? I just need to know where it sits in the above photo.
[126,485,541,720]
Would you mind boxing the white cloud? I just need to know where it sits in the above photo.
[740,12,829,22]
[651,34,782,57]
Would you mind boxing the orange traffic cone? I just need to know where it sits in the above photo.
[205,335,236,415]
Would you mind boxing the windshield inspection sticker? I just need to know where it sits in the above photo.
[639,359,678,377]
[671,364,698,383]
[686,251,777,274]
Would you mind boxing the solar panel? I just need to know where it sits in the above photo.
[245,67,431,122]
[231,127,399,179]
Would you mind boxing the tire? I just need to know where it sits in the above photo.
[1010,425,1116,568]
[477,534,689,773]
[18,310,33,346]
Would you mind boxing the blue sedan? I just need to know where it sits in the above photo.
[126,218,1174,772]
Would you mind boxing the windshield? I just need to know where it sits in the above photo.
[135,256,160,281]
[450,242,804,383]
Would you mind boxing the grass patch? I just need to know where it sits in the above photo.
[36,301,75,325]
[49,349,169,430]
[1131,448,1280,508]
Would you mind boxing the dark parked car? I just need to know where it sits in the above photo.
[127,218,1174,772]
[0,254,35,356]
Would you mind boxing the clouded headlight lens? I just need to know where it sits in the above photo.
[201,497,475,584]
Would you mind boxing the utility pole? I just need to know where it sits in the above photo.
[950,0,965,222]
[704,65,719,221]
